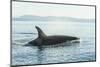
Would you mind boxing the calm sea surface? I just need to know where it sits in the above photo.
[12,21,96,65]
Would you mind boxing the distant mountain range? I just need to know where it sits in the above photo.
[13,15,95,22]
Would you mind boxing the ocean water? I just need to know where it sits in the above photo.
[12,21,96,65]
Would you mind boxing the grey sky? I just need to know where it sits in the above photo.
[12,1,95,19]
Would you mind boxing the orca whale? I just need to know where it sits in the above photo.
[25,26,79,46]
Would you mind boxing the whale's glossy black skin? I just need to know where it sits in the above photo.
[25,26,79,46]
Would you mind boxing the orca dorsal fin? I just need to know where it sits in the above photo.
[35,26,47,38]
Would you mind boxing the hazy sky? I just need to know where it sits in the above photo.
[12,1,95,19]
